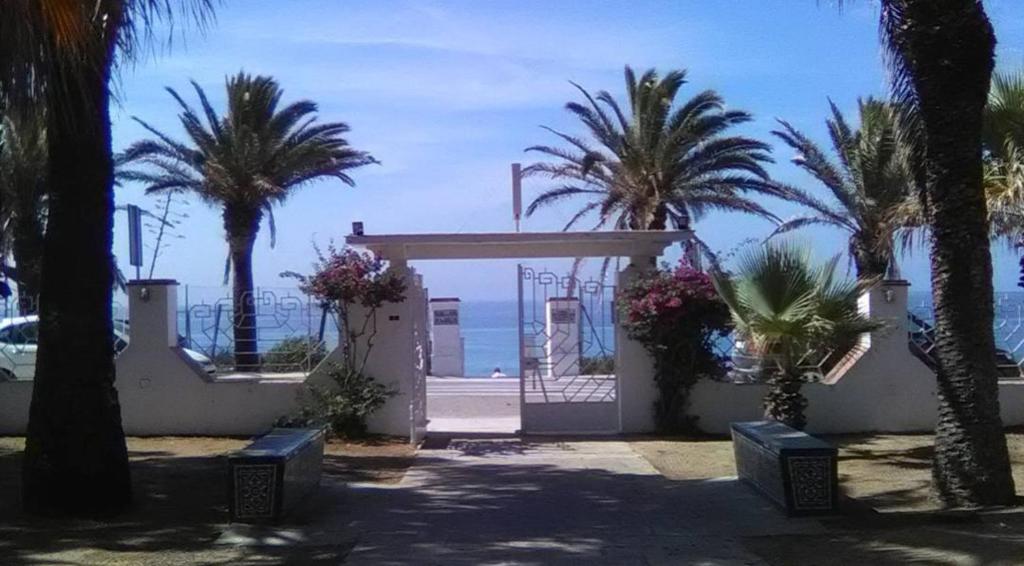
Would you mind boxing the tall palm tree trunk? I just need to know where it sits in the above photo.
[885,0,1015,506]
[850,239,890,280]
[22,32,132,515]
[11,209,44,315]
[225,206,262,372]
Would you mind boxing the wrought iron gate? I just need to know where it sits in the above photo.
[517,265,619,434]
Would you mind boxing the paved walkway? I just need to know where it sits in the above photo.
[221,436,825,565]
[427,376,521,433]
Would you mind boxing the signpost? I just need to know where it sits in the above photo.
[512,162,522,233]
[127,204,143,281]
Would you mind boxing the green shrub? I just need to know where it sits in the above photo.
[211,350,235,369]
[617,261,731,433]
[276,363,394,438]
[580,355,615,375]
[262,337,327,372]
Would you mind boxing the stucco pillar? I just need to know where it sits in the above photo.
[362,262,419,437]
[616,256,657,433]
[117,279,209,395]
[126,279,181,350]
[545,297,580,378]
[858,279,911,359]
[429,298,465,377]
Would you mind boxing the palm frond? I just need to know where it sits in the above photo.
[119,71,376,246]
[525,65,780,235]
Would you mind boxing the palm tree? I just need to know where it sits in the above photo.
[880,0,1016,507]
[524,66,781,259]
[712,242,878,430]
[986,148,1024,252]
[118,73,377,371]
[769,98,921,278]
[0,1,215,516]
[982,73,1024,269]
[0,109,47,314]
[983,72,1024,160]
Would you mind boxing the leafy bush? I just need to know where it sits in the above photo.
[580,355,615,375]
[276,363,394,438]
[211,350,235,369]
[278,244,407,438]
[282,243,406,373]
[617,261,732,433]
[262,337,327,372]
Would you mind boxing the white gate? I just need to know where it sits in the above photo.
[517,265,619,434]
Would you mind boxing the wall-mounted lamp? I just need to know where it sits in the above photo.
[883,288,894,303]
[139,286,151,302]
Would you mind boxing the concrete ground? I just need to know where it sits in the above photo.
[220,435,824,565]
[427,376,521,433]
[6,433,1024,564]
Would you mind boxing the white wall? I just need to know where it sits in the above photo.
[115,281,304,435]
[616,257,658,433]
[690,281,1024,435]
[5,279,1024,438]
[0,280,304,436]
[353,263,421,437]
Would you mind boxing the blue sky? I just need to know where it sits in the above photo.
[111,0,1024,301]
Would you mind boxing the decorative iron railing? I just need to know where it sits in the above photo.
[908,298,1024,379]
[180,286,332,375]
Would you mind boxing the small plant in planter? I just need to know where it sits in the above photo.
[616,261,732,433]
[277,243,406,438]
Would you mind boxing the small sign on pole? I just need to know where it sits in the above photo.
[512,162,522,232]
[127,204,143,280]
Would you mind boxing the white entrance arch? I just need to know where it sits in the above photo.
[345,230,691,441]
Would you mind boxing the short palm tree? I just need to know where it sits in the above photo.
[524,66,780,259]
[769,98,920,278]
[119,73,377,371]
[711,242,879,430]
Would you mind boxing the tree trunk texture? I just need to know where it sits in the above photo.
[224,206,262,372]
[12,208,45,315]
[887,0,1016,506]
[763,365,808,431]
[22,31,132,515]
[647,203,669,230]
[850,237,889,281]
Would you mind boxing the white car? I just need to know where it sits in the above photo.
[0,315,216,381]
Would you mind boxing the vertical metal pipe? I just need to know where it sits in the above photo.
[517,264,527,432]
